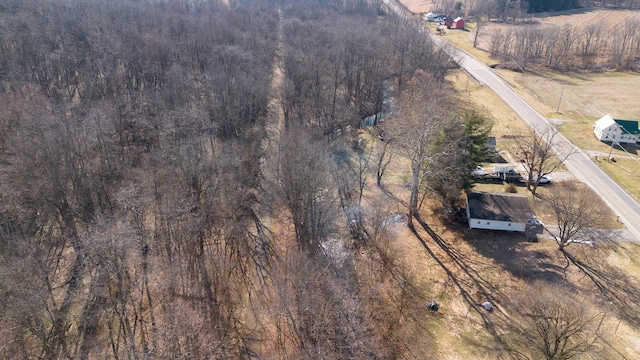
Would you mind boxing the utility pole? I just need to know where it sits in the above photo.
[608,139,616,162]
[556,87,563,113]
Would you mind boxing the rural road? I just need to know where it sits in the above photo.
[381,0,640,241]
[428,36,640,242]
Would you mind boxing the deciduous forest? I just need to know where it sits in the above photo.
[4,0,640,358]
[0,0,475,358]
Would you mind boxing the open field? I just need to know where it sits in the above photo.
[398,0,434,14]
[523,7,639,27]
[473,8,640,49]
[514,71,640,120]
[433,6,640,201]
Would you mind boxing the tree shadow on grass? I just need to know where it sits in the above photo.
[407,214,514,355]
[562,246,640,329]
[460,228,566,284]
[537,227,640,329]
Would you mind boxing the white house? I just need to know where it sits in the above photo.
[423,12,444,22]
[466,192,536,233]
[594,114,640,144]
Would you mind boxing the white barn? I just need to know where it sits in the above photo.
[594,114,640,144]
[465,192,533,233]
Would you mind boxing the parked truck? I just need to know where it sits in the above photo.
[473,166,523,183]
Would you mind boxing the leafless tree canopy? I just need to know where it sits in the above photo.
[0,0,450,358]
[509,281,606,360]
[513,127,574,196]
[546,183,608,250]
[487,14,640,71]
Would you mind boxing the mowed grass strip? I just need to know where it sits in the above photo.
[597,158,640,202]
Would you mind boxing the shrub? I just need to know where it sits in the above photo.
[504,182,517,193]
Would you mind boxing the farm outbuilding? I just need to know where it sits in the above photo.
[594,114,640,144]
[453,17,465,29]
[444,17,454,28]
[466,192,542,236]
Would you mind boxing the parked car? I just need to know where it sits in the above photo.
[538,174,552,184]
[472,165,486,178]
[521,174,552,185]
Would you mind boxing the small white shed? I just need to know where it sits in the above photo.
[466,192,532,232]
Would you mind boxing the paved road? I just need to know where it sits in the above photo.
[429,35,640,242]
[380,0,640,241]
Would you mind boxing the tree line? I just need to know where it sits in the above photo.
[432,0,639,23]
[487,14,640,71]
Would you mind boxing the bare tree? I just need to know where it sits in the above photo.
[612,17,640,68]
[277,128,339,254]
[510,281,606,360]
[473,17,487,48]
[581,23,604,65]
[541,183,640,331]
[546,183,608,252]
[265,245,383,359]
[513,127,575,196]
[376,136,394,187]
[389,71,456,225]
[0,0,455,357]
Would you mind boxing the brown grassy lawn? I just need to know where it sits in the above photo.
[375,5,640,357]
[399,0,434,14]
[513,71,640,120]
[447,70,531,143]
[358,124,637,358]
[378,182,640,358]
[597,157,640,202]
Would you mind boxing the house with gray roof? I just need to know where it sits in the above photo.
[465,192,542,237]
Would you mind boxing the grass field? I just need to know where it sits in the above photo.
[398,0,434,14]
[377,3,640,358]
[437,10,640,201]
[598,157,640,202]
[359,107,634,358]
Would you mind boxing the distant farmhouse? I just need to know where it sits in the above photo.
[465,192,543,238]
[594,114,640,145]
[423,13,465,30]
[423,12,443,22]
